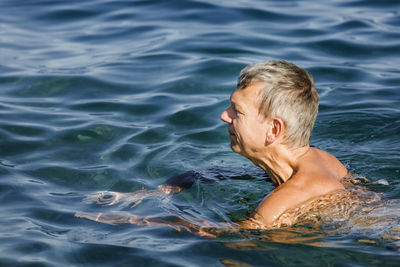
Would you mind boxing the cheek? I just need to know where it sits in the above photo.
[242,119,267,144]
[232,119,245,134]
[233,119,252,141]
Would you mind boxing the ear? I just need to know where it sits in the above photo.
[266,118,285,144]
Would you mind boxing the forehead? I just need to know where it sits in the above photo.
[230,82,263,105]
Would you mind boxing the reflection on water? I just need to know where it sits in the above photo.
[1,0,399,265]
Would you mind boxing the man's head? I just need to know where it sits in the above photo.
[220,60,318,157]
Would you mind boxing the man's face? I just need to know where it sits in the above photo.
[220,83,270,158]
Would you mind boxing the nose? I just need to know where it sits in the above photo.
[220,107,232,124]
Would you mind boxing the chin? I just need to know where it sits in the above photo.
[230,143,241,154]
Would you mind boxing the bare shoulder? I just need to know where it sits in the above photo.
[293,148,346,195]
[252,176,345,228]
[253,183,309,228]
[250,148,347,228]
[311,147,348,180]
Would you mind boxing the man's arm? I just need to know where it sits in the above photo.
[77,170,274,236]
[75,211,236,238]
[84,170,261,208]
[76,187,296,237]
[83,171,201,207]
[76,189,296,237]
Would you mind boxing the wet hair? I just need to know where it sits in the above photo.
[237,59,319,148]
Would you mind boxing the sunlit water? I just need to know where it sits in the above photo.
[0,0,399,265]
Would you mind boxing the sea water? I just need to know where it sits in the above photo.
[0,0,399,266]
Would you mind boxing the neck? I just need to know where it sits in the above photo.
[249,143,310,187]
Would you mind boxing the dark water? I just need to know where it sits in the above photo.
[1,0,399,265]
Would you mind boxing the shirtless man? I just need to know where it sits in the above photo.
[77,60,349,232]
[219,59,348,228]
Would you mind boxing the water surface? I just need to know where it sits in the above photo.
[0,0,399,266]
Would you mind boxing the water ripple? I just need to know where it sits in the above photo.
[0,0,399,265]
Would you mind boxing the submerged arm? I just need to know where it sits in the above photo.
[75,211,235,238]
[83,171,203,207]
[77,170,272,236]
[83,185,181,207]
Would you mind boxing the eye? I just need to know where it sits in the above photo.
[234,106,242,114]
[231,104,244,116]
[235,109,244,116]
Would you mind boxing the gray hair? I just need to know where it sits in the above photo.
[237,59,319,148]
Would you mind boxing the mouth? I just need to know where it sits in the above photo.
[228,130,236,141]
[228,131,238,146]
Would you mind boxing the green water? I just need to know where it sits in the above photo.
[0,0,399,266]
